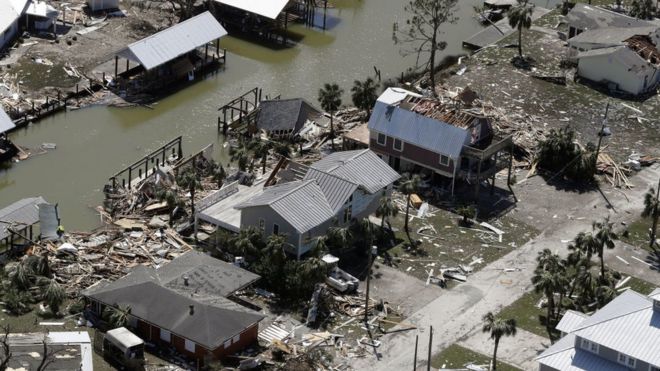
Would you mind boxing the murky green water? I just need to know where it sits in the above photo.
[0,0,562,229]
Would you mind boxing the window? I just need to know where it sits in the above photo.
[273,223,280,235]
[185,339,196,353]
[233,334,241,344]
[160,329,171,343]
[393,138,403,151]
[580,338,598,354]
[439,155,450,166]
[618,353,636,368]
[377,133,386,145]
[343,205,352,223]
[128,315,138,329]
[259,219,265,233]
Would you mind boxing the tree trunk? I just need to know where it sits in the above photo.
[330,114,335,150]
[380,214,386,235]
[518,27,523,57]
[651,186,659,248]
[492,337,500,371]
[262,156,267,174]
[429,25,437,97]
[405,194,412,245]
[190,186,196,222]
[557,291,565,322]
[599,252,606,277]
[547,292,555,328]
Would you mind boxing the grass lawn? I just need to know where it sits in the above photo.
[621,217,656,252]
[623,275,657,295]
[431,344,522,371]
[496,290,557,340]
[383,202,538,283]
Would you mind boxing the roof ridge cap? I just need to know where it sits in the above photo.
[573,302,652,332]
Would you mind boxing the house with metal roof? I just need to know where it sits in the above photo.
[367,88,514,197]
[254,98,325,138]
[566,4,654,39]
[232,149,400,257]
[536,288,660,371]
[112,11,228,97]
[82,250,264,364]
[0,196,50,251]
[567,26,660,95]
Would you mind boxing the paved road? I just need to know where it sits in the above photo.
[351,165,660,370]
[458,327,550,370]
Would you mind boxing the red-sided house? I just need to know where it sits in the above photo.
[367,88,514,197]
[82,251,264,364]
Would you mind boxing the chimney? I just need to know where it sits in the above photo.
[183,274,189,286]
[189,305,195,315]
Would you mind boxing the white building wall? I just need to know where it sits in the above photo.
[87,0,119,11]
[577,50,657,95]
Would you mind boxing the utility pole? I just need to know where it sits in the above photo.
[427,326,433,371]
[364,244,377,325]
[594,102,610,169]
[413,334,418,371]
[651,177,660,248]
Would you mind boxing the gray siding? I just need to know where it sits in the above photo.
[240,206,301,252]
[575,335,655,371]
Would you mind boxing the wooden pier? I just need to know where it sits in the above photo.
[108,136,183,190]
[217,87,264,135]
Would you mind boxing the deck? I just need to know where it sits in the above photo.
[463,7,551,50]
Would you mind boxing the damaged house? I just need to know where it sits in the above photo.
[0,0,28,50]
[196,149,400,258]
[566,3,654,39]
[367,88,514,196]
[253,98,326,139]
[83,250,264,364]
[568,27,660,95]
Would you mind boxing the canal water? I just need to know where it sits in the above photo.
[0,0,562,230]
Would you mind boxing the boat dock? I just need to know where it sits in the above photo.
[462,7,551,50]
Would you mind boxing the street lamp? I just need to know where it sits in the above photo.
[364,245,378,326]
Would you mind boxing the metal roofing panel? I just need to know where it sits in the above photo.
[537,345,629,371]
[0,0,28,34]
[567,4,652,31]
[310,149,400,194]
[213,0,289,19]
[304,168,357,212]
[270,181,334,233]
[117,11,227,71]
[0,108,16,134]
[0,197,47,240]
[377,87,422,105]
[569,26,657,46]
[556,310,588,334]
[368,101,470,160]
[235,180,308,209]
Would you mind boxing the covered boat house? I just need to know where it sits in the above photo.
[112,11,228,96]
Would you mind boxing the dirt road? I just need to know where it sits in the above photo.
[351,164,660,370]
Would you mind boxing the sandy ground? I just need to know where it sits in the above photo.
[458,327,550,370]
[349,164,660,370]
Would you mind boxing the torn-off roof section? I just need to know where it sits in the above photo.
[567,4,653,32]
[256,98,321,134]
[309,149,401,194]
[0,108,16,134]
[213,0,290,20]
[304,168,358,212]
[116,11,227,71]
[568,26,657,46]
[368,100,470,160]
[0,197,48,240]
[555,310,589,334]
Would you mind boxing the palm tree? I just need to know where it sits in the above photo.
[375,193,398,237]
[399,173,420,246]
[10,262,33,290]
[508,0,534,58]
[156,188,182,226]
[273,141,292,158]
[595,284,616,308]
[351,77,379,117]
[44,279,65,316]
[104,305,131,329]
[318,83,344,150]
[248,138,273,174]
[482,312,517,371]
[176,167,203,221]
[593,218,618,278]
[231,227,265,262]
[532,269,558,328]
[642,185,659,249]
[230,145,250,172]
[326,226,353,253]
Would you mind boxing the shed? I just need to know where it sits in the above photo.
[25,1,59,32]
[213,0,290,20]
[87,0,119,12]
[0,197,48,245]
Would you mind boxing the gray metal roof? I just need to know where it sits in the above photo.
[236,180,335,233]
[576,45,624,59]
[0,197,48,240]
[87,281,263,349]
[309,149,401,194]
[256,98,321,134]
[569,26,657,46]
[567,4,653,32]
[304,168,358,212]
[368,100,470,160]
[116,12,227,71]
[537,289,660,369]
[556,310,589,334]
[0,108,16,134]
[536,334,629,371]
